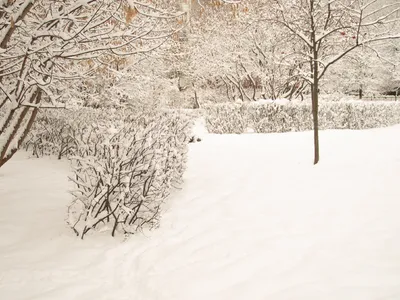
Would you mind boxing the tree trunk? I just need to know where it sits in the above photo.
[0,90,41,168]
[312,79,319,165]
[193,83,200,109]
[311,11,320,165]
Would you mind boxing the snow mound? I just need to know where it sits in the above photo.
[191,116,208,140]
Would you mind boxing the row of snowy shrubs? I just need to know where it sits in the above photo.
[204,101,400,134]
[24,108,192,238]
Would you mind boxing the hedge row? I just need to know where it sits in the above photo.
[24,108,193,238]
[204,101,400,134]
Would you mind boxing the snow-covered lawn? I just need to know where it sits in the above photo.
[1,126,400,300]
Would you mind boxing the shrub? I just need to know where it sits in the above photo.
[23,109,103,159]
[23,107,193,238]
[204,101,400,134]
[67,111,192,238]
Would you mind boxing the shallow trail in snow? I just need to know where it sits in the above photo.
[1,126,400,300]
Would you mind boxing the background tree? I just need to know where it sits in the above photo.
[379,38,400,100]
[323,47,381,98]
[179,0,302,103]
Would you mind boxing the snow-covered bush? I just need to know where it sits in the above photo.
[203,104,248,134]
[248,103,313,133]
[23,109,105,159]
[24,107,202,159]
[204,101,400,134]
[23,107,194,238]
[67,111,192,238]
[24,111,73,159]
[319,102,400,130]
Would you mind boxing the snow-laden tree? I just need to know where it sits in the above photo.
[188,13,248,102]
[0,0,182,167]
[178,1,291,103]
[322,46,382,97]
[263,0,400,164]
[242,22,308,101]
[161,0,308,105]
[380,38,400,99]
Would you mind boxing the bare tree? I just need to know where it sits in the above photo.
[0,0,182,167]
[262,0,400,164]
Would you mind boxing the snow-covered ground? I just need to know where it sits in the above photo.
[1,126,400,300]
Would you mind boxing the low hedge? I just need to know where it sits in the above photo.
[23,108,193,238]
[204,101,400,134]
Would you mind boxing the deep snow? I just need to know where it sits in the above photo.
[1,126,400,300]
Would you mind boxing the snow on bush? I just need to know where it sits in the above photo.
[67,111,192,238]
[23,112,75,159]
[204,101,400,134]
[23,109,105,159]
[24,107,203,159]
[203,104,248,134]
[23,108,192,238]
